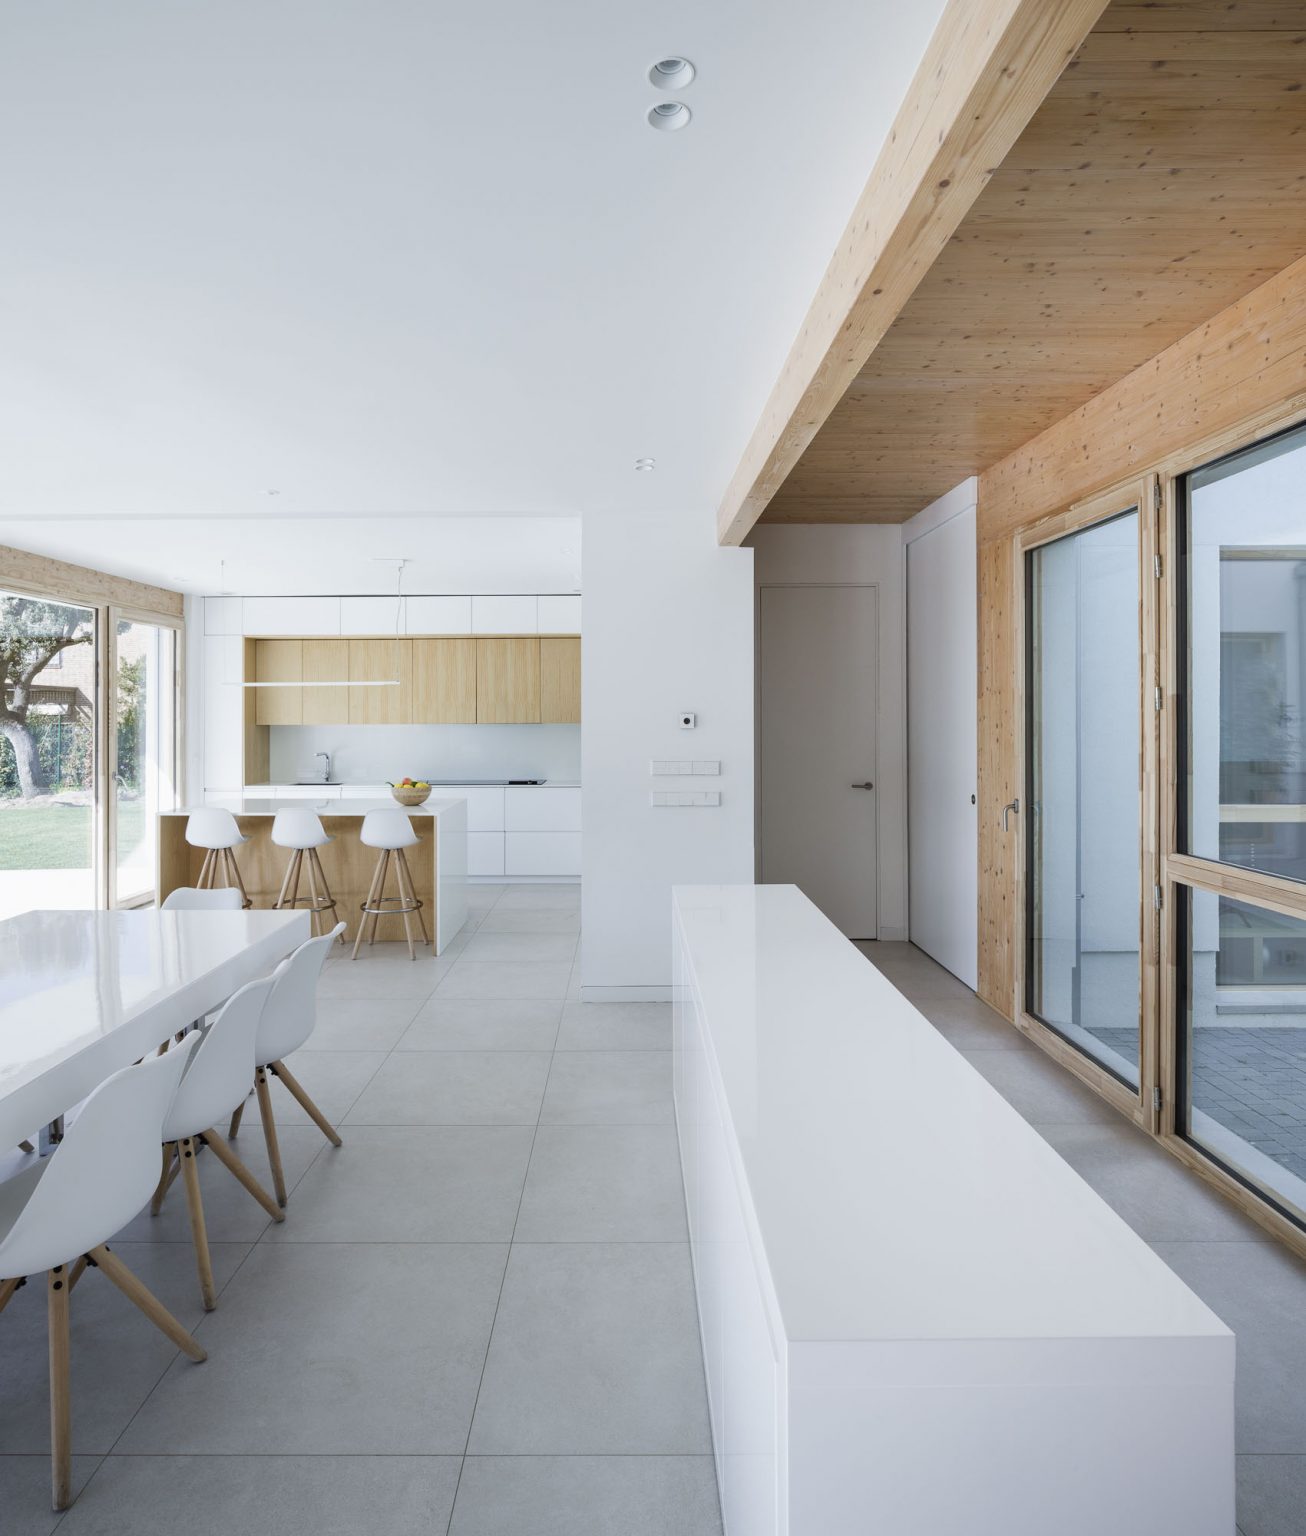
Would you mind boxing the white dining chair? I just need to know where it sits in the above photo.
[150,976,284,1309]
[185,807,252,908]
[162,887,244,911]
[227,925,346,1205]
[353,808,428,959]
[0,1037,206,1512]
[271,807,343,940]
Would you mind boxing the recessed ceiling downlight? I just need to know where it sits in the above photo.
[649,56,695,91]
[647,101,691,132]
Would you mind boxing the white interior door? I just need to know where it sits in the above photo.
[759,584,878,938]
[907,507,978,988]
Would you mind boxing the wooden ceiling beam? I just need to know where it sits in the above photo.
[714,0,1110,547]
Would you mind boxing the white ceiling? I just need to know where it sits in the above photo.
[0,0,944,589]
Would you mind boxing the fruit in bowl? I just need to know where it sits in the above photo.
[388,777,432,806]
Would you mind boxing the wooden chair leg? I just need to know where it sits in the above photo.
[228,1096,248,1139]
[178,1136,217,1310]
[150,1143,177,1216]
[48,1265,71,1512]
[253,1066,288,1205]
[199,1126,284,1222]
[89,1245,206,1362]
[273,850,297,911]
[0,1274,25,1317]
[272,1059,342,1148]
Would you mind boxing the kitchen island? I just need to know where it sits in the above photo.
[158,797,468,953]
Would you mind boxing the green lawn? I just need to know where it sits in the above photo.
[0,801,147,870]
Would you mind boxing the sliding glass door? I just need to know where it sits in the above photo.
[1025,508,1144,1087]
[111,615,178,906]
[1175,421,1306,1220]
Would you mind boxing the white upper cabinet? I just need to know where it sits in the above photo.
[405,596,473,635]
[472,595,538,634]
[537,595,581,634]
[203,596,243,635]
[340,595,406,634]
[243,596,341,635]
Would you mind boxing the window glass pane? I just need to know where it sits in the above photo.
[0,590,96,919]
[1180,885,1306,1220]
[113,619,176,905]
[1185,424,1306,882]
[1026,510,1141,1086]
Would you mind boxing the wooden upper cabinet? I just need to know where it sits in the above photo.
[348,638,412,725]
[254,639,302,725]
[476,637,540,723]
[301,638,350,725]
[411,637,477,723]
[539,636,581,723]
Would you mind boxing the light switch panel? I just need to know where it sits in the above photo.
[692,760,721,776]
[651,790,722,808]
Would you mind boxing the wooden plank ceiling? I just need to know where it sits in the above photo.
[760,0,1306,526]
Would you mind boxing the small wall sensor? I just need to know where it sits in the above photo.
[679,712,696,729]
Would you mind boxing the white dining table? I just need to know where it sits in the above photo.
[0,908,310,1151]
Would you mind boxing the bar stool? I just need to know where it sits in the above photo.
[271,807,343,940]
[185,808,252,908]
[352,808,429,961]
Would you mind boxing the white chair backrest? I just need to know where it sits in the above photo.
[271,807,329,850]
[360,808,418,850]
[162,975,275,1141]
[162,887,243,912]
[0,1035,199,1279]
[185,807,244,850]
[255,926,344,1063]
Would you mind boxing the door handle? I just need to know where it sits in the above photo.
[851,781,875,790]
[1003,798,1020,831]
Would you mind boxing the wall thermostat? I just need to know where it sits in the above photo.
[679,711,697,729]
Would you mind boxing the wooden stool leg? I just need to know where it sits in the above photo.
[48,1265,71,1512]
[254,1066,288,1206]
[398,850,430,947]
[311,849,343,938]
[371,851,391,944]
[272,1058,342,1148]
[178,1136,217,1310]
[305,849,322,938]
[89,1245,206,1362]
[273,850,297,911]
[228,849,252,910]
[352,851,386,959]
[393,849,416,960]
[196,847,214,889]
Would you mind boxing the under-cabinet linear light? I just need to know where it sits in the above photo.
[240,679,399,687]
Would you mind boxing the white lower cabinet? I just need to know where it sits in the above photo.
[504,831,581,877]
[467,831,506,878]
[505,786,581,832]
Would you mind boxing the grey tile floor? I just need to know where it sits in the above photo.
[5,910,1306,1533]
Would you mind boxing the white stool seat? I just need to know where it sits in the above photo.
[271,808,332,850]
[184,808,248,851]
[359,809,420,850]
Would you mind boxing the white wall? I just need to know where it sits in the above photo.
[904,481,978,988]
[266,723,579,785]
[581,509,755,998]
[750,524,908,941]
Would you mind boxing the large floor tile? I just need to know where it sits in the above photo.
[477,907,580,935]
[115,1126,326,1244]
[0,1455,102,1534]
[1039,1121,1265,1243]
[308,996,424,1051]
[556,1000,671,1051]
[450,1455,722,1536]
[262,1049,388,1128]
[515,1125,687,1242]
[494,884,581,910]
[469,1243,710,1454]
[1237,1455,1306,1536]
[344,1051,552,1125]
[435,961,573,1000]
[320,954,450,999]
[0,1243,251,1454]
[58,1455,462,1535]
[540,1051,673,1125]
[266,1124,534,1242]
[396,997,562,1052]
[459,931,579,965]
[959,1043,1120,1125]
[1152,1239,1306,1454]
[117,1242,507,1455]
[915,996,1027,1052]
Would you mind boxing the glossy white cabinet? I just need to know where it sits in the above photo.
[404,595,472,635]
[340,595,404,634]
[471,595,537,634]
[504,832,581,877]
[202,635,244,791]
[242,596,341,636]
[203,596,243,635]
[440,785,505,833]
[673,885,1234,1536]
[537,594,581,633]
[505,786,581,832]
[467,831,506,878]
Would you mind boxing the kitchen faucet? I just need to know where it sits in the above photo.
[315,751,332,784]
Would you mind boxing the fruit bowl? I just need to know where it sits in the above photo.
[389,783,431,807]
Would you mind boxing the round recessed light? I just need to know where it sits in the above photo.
[634,457,656,471]
[649,56,695,91]
[647,100,691,132]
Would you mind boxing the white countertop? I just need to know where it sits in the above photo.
[166,797,465,818]
[674,884,1230,1347]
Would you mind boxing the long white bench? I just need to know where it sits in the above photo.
[672,884,1234,1536]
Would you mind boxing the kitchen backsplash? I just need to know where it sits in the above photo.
[268,724,581,784]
